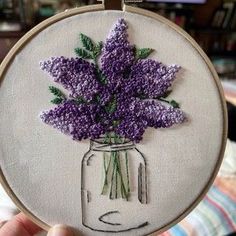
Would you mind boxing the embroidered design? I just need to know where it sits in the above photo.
[39,18,187,233]
[40,18,186,142]
[98,211,122,226]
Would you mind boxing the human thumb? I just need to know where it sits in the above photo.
[47,225,74,236]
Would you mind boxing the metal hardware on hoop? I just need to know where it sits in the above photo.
[99,0,143,10]
[102,0,123,10]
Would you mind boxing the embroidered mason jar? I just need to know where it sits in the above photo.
[81,137,148,232]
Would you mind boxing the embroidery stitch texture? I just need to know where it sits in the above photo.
[39,18,187,233]
[40,18,186,142]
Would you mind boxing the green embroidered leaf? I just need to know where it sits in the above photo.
[136,48,154,59]
[51,97,64,104]
[80,33,94,51]
[158,97,180,108]
[93,41,103,58]
[105,97,117,114]
[95,68,107,85]
[170,100,180,108]
[74,48,93,59]
[49,86,66,98]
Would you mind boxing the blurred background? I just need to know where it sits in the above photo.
[0,0,236,108]
[0,1,236,235]
[1,0,236,139]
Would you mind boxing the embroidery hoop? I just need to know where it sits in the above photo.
[0,0,227,234]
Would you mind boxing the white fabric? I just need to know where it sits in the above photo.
[0,142,232,223]
[0,10,225,235]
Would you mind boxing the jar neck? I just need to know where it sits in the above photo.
[90,137,135,152]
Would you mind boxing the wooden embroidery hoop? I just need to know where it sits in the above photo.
[0,0,227,234]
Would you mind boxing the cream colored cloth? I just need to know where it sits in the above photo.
[0,10,225,235]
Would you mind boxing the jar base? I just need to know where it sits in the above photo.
[82,220,149,233]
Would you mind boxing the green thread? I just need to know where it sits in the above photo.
[79,33,102,60]
[158,98,180,108]
[74,48,93,59]
[135,47,154,59]
[103,152,108,185]
[76,33,105,86]
[101,133,130,200]
[93,41,103,58]
[115,157,118,199]
[170,100,180,108]
[49,86,66,104]
[136,90,180,109]
[95,67,107,85]
[109,152,116,199]
[105,96,117,114]
[101,152,112,195]
[51,97,64,104]
[80,33,94,52]
[116,152,129,200]
[49,86,66,98]
[103,133,109,144]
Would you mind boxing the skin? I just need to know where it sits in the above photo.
[0,213,42,236]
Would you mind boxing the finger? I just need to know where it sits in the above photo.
[48,225,74,236]
[0,213,42,236]
[0,221,7,228]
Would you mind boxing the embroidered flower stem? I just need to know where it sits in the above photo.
[116,152,129,200]
[158,98,180,108]
[115,162,118,199]
[101,152,111,195]
[101,132,130,200]
[40,18,187,207]
[109,152,116,199]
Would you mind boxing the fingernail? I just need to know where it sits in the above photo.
[48,224,74,236]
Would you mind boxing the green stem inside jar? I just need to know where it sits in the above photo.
[101,133,130,200]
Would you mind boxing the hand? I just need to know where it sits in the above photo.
[0,213,74,236]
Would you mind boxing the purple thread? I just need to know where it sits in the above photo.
[124,60,181,98]
[40,100,105,140]
[40,57,100,102]
[40,18,186,142]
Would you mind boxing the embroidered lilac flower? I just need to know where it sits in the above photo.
[124,60,181,98]
[115,116,148,143]
[40,57,100,102]
[129,99,186,128]
[40,100,105,140]
[98,87,112,106]
[101,18,135,91]
[113,99,185,142]
[40,18,187,142]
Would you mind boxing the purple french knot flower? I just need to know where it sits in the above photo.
[40,18,187,142]
[40,56,100,102]
[115,116,148,143]
[114,99,185,142]
[124,59,181,98]
[40,100,105,140]
[101,18,135,90]
[99,88,112,106]
[130,99,186,128]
